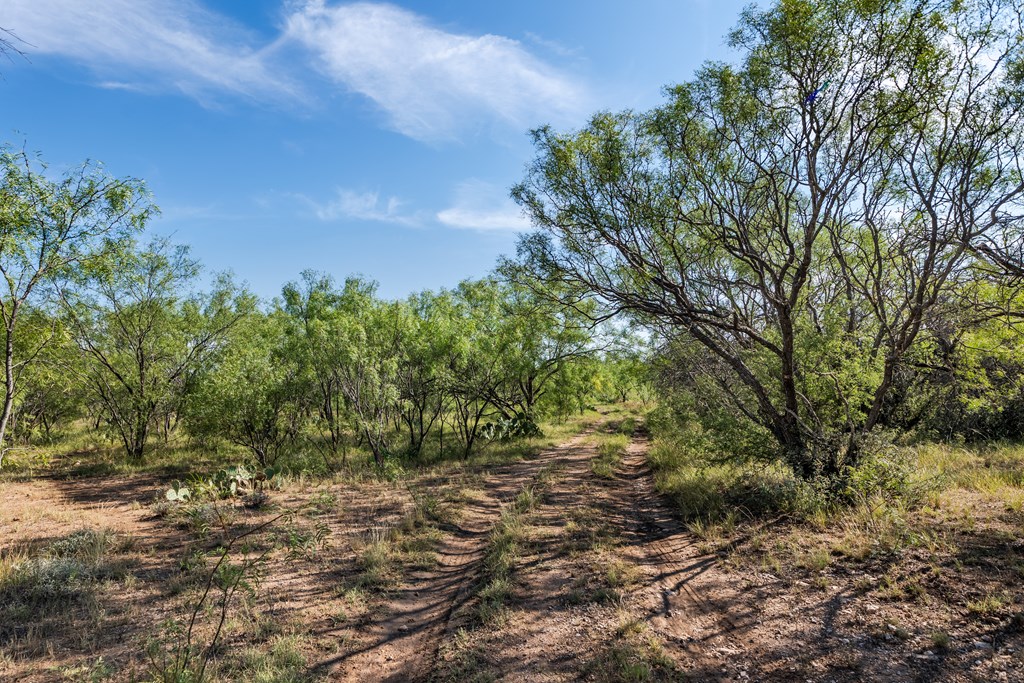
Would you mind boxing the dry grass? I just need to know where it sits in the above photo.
[582,613,683,682]
[650,432,1024,671]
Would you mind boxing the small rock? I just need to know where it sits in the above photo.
[865,604,880,613]
[974,642,994,651]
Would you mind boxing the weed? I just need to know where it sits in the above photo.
[605,558,640,589]
[354,533,398,590]
[146,514,281,683]
[434,628,495,683]
[591,434,629,479]
[283,521,331,560]
[57,657,113,682]
[236,635,309,683]
[585,616,683,682]
[967,591,1009,617]
[309,490,338,514]
[796,548,832,573]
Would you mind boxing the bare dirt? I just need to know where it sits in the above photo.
[4,419,1024,682]
[428,424,745,681]
[324,431,597,683]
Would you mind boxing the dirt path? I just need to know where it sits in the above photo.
[430,425,758,682]
[616,433,759,680]
[324,430,598,683]
[437,427,605,681]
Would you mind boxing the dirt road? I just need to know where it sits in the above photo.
[330,421,740,681]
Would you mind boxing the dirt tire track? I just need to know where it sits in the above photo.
[327,429,597,683]
[432,421,753,681]
[436,428,605,681]
[616,431,758,677]
[621,434,736,632]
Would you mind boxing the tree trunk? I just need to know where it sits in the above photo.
[0,324,16,469]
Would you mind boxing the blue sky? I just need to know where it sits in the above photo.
[0,0,748,300]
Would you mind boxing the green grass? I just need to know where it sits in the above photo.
[967,591,1011,617]
[234,634,312,683]
[912,442,1024,494]
[591,433,629,479]
[0,528,130,656]
[583,616,683,682]
[648,436,818,522]
[475,477,549,624]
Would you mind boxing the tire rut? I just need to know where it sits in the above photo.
[437,428,605,681]
[327,430,597,683]
[616,431,759,680]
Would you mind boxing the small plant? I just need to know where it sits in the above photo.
[146,514,281,683]
[310,490,338,513]
[164,465,281,506]
[57,656,113,682]
[796,547,832,573]
[967,591,1009,617]
[284,520,331,560]
[591,434,628,479]
[243,490,270,509]
[165,481,192,503]
[209,464,281,498]
[480,415,543,442]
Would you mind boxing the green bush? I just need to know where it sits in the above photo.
[480,415,543,442]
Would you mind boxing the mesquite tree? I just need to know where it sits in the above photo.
[513,0,1024,479]
[0,147,152,466]
[63,239,251,460]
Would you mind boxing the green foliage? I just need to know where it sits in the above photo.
[165,481,191,502]
[63,238,253,461]
[0,145,154,467]
[843,445,916,505]
[164,465,280,506]
[510,0,1024,483]
[183,312,302,467]
[207,465,280,498]
[480,415,543,442]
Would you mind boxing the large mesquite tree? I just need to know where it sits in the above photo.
[0,147,152,466]
[513,0,1024,478]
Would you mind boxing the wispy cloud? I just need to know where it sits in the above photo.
[1,1,587,141]
[301,188,420,225]
[283,1,586,142]
[0,0,302,104]
[436,180,531,232]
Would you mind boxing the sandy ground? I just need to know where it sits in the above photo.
[3,419,1023,682]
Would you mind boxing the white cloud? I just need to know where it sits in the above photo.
[1,1,587,141]
[304,188,419,225]
[0,0,301,104]
[436,180,531,232]
[283,1,585,142]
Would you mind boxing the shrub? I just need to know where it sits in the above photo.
[480,415,543,442]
